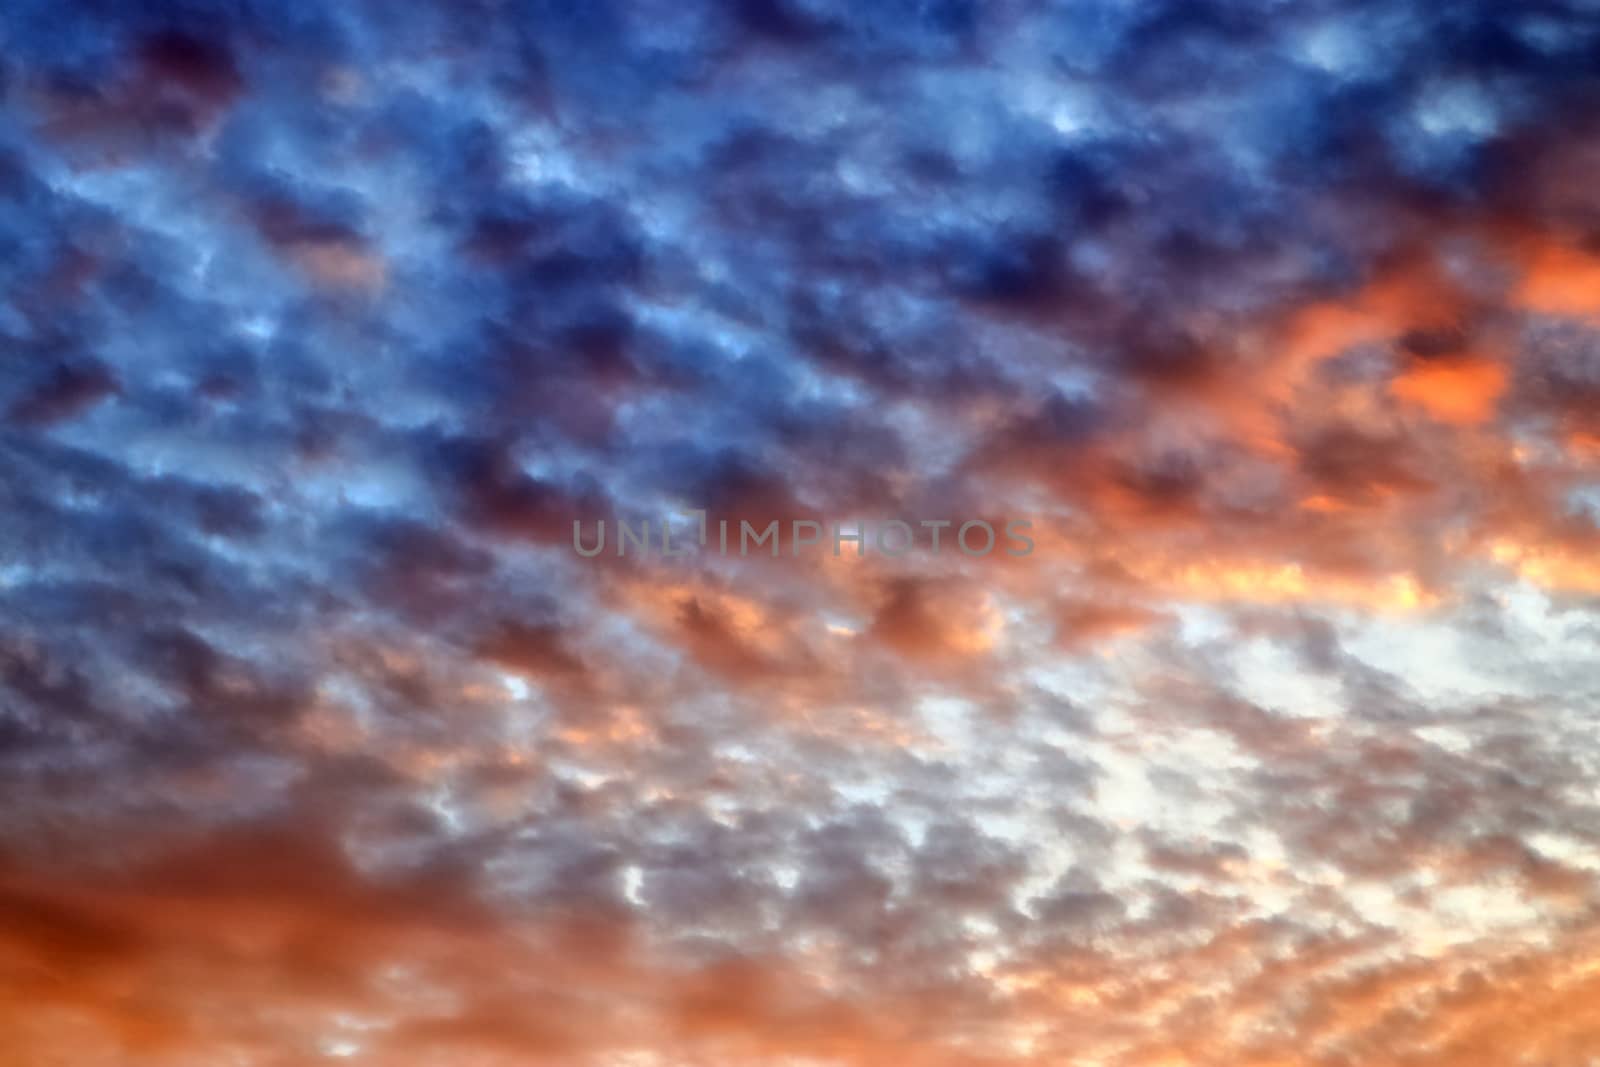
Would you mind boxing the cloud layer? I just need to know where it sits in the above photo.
[2,1,1600,1064]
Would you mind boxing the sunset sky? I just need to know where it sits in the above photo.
[3,1,1600,1064]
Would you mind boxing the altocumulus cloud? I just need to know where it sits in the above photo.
[2,1,1600,1065]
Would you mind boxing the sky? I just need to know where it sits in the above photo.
[2,1,1600,1064]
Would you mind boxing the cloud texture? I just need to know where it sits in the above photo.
[2,1,1600,1064]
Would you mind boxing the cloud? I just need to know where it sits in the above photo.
[2,0,1600,1064]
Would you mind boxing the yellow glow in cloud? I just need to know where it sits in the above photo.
[1137,559,1431,611]
[1490,538,1600,594]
